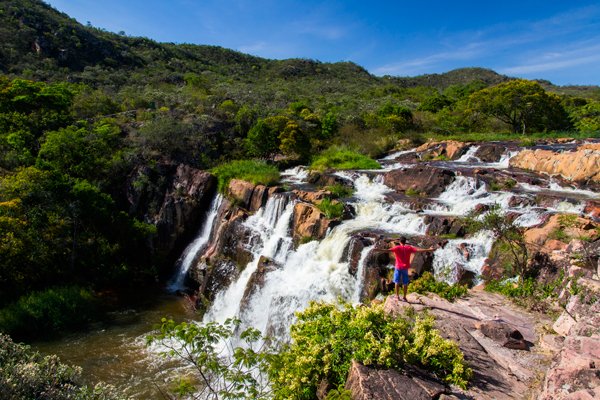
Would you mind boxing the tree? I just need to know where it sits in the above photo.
[469,80,570,134]
[571,101,600,133]
[147,318,273,399]
[278,120,310,160]
[245,116,289,160]
[466,204,528,281]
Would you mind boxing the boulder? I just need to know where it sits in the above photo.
[477,320,528,350]
[344,360,446,400]
[384,166,455,197]
[292,189,331,204]
[415,140,469,160]
[228,179,280,212]
[474,143,507,162]
[423,215,465,237]
[292,202,332,243]
[510,147,600,184]
[584,201,600,221]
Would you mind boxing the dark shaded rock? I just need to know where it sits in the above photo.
[475,143,507,162]
[200,259,239,303]
[456,266,476,287]
[345,360,446,400]
[384,166,455,197]
[344,236,367,276]
[126,162,217,263]
[424,215,465,237]
[240,256,279,312]
[478,320,529,350]
[307,171,351,187]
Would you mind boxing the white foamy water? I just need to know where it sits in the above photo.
[433,231,495,285]
[167,194,224,292]
[382,149,415,160]
[455,145,481,163]
[204,173,427,341]
[426,176,512,216]
[203,195,295,326]
[281,166,309,184]
[518,181,600,199]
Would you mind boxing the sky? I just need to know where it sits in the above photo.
[44,0,600,86]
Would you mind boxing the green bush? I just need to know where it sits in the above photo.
[324,183,354,199]
[310,146,381,171]
[270,301,471,399]
[408,272,469,301]
[0,286,100,339]
[316,197,345,219]
[0,333,123,399]
[211,159,280,193]
[409,272,461,298]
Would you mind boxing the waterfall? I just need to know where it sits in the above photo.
[494,150,519,168]
[203,194,295,326]
[427,176,512,216]
[281,166,309,184]
[455,145,481,163]
[432,231,495,284]
[167,194,224,292]
[204,173,427,341]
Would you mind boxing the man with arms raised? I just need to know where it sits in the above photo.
[378,236,436,302]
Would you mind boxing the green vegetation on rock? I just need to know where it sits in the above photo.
[310,146,381,171]
[408,272,469,302]
[271,301,471,399]
[211,159,280,193]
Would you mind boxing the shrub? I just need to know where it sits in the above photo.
[270,301,471,399]
[211,159,280,193]
[147,317,272,399]
[310,146,380,171]
[408,272,469,302]
[0,333,123,399]
[324,183,353,199]
[316,198,344,219]
[0,286,100,339]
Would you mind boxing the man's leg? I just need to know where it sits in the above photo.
[393,269,401,300]
[401,270,409,301]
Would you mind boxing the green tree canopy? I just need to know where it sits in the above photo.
[468,80,570,134]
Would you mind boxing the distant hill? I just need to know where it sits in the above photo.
[1,0,598,99]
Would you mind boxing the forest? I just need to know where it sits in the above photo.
[1,1,600,398]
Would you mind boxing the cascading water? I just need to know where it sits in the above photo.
[167,194,224,292]
[203,194,295,327]
[426,176,512,216]
[432,232,495,284]
[204,173,427,341]
[455,145,481,163]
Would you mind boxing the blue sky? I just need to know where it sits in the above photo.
[45,0,600,86]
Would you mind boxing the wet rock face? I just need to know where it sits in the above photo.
[240,256,279,312]
[127,162,217,260]
[474,143,507,162]
[384,166,455,197]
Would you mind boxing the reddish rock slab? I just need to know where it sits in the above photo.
[345,360,446,400]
